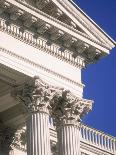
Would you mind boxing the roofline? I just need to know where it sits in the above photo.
[69,0,116,46]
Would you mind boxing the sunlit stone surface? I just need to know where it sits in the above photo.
[0,0,115,155]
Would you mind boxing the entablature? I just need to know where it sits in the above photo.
[0,0,111,66]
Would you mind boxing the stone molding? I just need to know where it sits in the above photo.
[20,0,115,49]
[0,0,111,64]
[0,18,85,68]
[12,0,97,42]
[0,47,84,88]
[15,0,114,49]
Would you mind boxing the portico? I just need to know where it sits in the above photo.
[0,0,115,155]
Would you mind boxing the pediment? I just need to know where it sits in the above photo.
[34,0,115,49]
[35,0,85,33]
[0,0,115,66]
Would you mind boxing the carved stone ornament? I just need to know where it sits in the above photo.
[50,90,93,126]
[12,126,27,151]
[12,76,93,120]
[12,77,60,114]
[0,121,16,154]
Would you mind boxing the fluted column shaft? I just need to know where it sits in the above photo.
[13,77,93,155]
[26,111,51,155]
[57,124,80,155]
[51,90,93,155]
[13,77,55,155]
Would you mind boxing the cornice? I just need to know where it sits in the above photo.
[0,47,84,89]
[69,0,116,48]
[19,0,98,43]
[63,0,115,48]
[0,0,111,54]
[17,0,113,50]
[0,18,85,69]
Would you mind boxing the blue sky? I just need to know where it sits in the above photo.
[74,0,116,137]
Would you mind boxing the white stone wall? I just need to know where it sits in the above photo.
[0,30,83,97]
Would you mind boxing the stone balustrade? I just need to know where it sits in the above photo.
[12,123,116,155]
[81,124,116,154]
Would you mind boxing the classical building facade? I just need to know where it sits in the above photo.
[0,0,115,155]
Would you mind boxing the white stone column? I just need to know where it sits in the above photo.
[26,109,51,155]
[16,77,53,155]
[51,90,93,155]
[57,122,80,155]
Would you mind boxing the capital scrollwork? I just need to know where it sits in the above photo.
[50,90,93,126]
[12,77,57,114]
[12,76,93,121]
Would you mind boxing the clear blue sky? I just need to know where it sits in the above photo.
[74,0,116,137]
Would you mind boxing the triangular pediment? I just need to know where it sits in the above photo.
[36,0,85,32]
[0,0,115,65]
[35,0,94,39]
[34,0,115,50]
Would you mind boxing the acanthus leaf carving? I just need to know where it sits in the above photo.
[12,77,58,114]
[12,76,93,123]
[50,90,93,126]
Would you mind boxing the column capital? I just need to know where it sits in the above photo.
[51,90,93,126]
[12,76,57,114]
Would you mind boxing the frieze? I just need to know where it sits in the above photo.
[0,18,85,68]
[0,47,84,88]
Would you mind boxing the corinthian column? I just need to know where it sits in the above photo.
[15,77,53,155]
[51,90,93,155]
